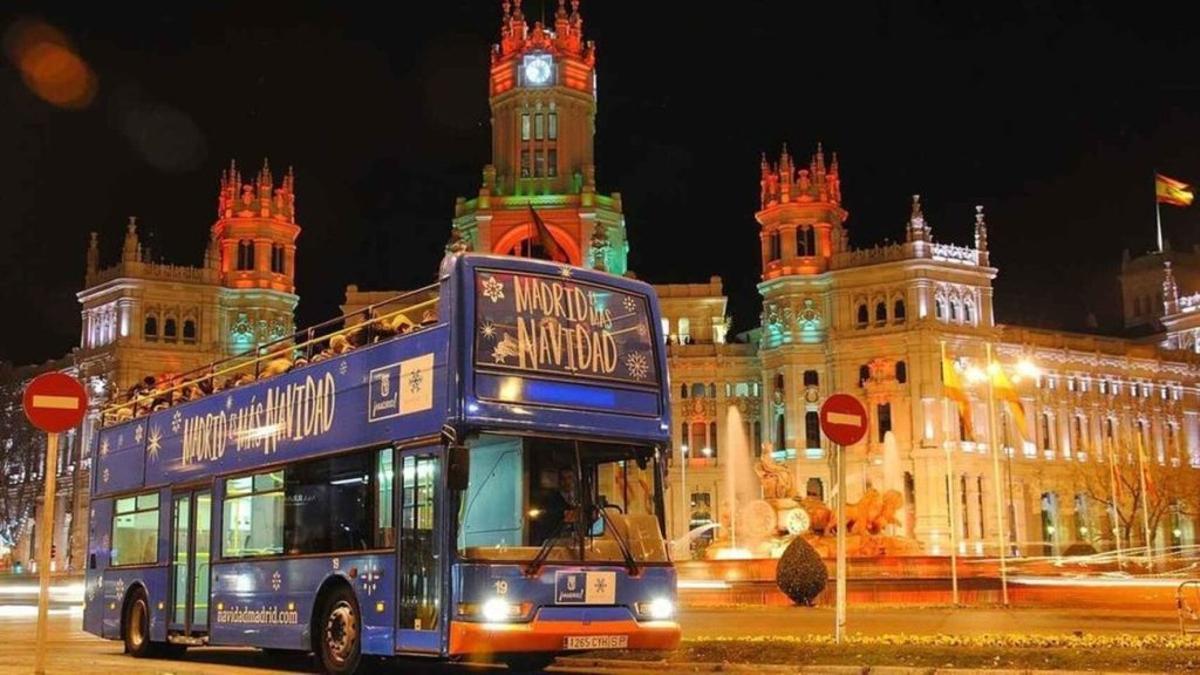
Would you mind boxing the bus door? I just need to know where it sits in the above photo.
[170,489,212,638]
[396,449,442,653]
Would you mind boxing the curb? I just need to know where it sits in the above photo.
[553,657,1164,675]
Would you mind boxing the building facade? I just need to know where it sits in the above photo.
[13,160,300,571]
[349,2,1200,560]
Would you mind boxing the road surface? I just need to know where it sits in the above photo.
[0,606,1182,674]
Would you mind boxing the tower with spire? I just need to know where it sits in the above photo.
[757,143,848,280]
[447,0,629,275]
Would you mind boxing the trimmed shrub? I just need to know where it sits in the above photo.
[775,536,828,606]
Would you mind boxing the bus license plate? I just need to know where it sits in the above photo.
[564,635,628,650]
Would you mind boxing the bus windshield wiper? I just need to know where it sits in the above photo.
[597,506,639,576]
[525,515,575,576]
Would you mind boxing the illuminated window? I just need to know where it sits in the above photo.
[547,149,557,177]
[964,301,974,324]
[769,231,781,261]
[875,301,887,326]
[678,317,691,343]
[805,411,820,449]
[270,244,285,274]
[949,300,959,322]
[144,314,158,340]
[935,298,945,320]
[111,492,159,567]
[856,304,869,328]
[797,227,815,256]
[521,113,531,141]
[1041,413,1053,451]
[548,112,557,140]
[520,150,531,177]
[859,364,870,385]
[237,240,255,271]
[877,403,892,442]
[534,150,546,177]
[661,317,670,343]
[534,113,545,140]
[163,317,177,342]
[691,383,707,398]
[894,299,906,323]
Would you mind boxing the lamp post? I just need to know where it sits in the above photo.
[679,444,689,555]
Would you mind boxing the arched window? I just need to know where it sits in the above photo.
[709,421,719,456]
[1041,413,1052,450]
[237,240,255,271]
[859,364,871,385]
[183,319,197,343]
[163,317,178,341]
[774,373,785,392]
[1072,416,1084,453]
[803,370,819,387]
[143,314,158,340]
[797,226,816,256]
[875,301,887,325]
[769,231,781,261]
[964,301,975,325]
[805,410,820,449]
[270,244,285,274]
[896,360,907,384]
[949,300,959,322]
[691,383,707,398]
[1105,417,1114,441]
[774,413,786,451]
[935,298,945,320]
[707,383,717,398]
[856,303,869,328]
[680,384,688,399]
[893,298,906,323]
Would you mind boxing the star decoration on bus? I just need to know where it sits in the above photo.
[171,410,183,434]
[271,570,282,591]
[146,425,163,462]
[625,352,650,380]
[133,424,144,444]
[482,275,505,303]
[408,369,424,395]
[492,334,518,364]
[481,321,497,339]
[361,562,381,596]
[623,296,638,313]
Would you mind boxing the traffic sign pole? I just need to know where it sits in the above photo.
[835,441,847,644]
[818,393,867,646]
[34,431,58,675]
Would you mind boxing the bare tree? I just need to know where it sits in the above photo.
[1073,440,1200,550]
[0,363,53,550]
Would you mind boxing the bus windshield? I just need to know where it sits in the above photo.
[456,434,668,565]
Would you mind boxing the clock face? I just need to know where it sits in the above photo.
[523,54,552,86]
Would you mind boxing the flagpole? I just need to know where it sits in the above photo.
[985,343,1009,606]
[940,340,960,606]
[1136,430,1154,572]
[1105,434,1124,569]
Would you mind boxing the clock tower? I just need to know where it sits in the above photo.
[451,0,629,275]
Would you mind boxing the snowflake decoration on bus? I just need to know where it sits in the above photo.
[114,578,125,598]
[146,425,163,462]
[99,438,109,457]
[271,570,282,591]
[102,468,110,484]
[559,266,573,278]
[339,360,349,376]
[625,352,650,380]
[481,275,505,303]
[361,562,381,596]
[623,296,638,313]
[480,321,497,340]
[408,369,424,395]
[171,410,183,434]
[133,424,144,444]
[332,557,341,571]
[592,575,609,595]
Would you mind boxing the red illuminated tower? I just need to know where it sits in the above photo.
[212,159,300,354]
[451,0,629,274]
[756,143,848,280]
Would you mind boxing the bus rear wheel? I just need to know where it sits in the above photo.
[123,589,152,658]
[316,586,362,674]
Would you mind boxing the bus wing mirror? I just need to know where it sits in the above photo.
[448,445,470,491]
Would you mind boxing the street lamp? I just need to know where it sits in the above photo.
[679,444,689,552]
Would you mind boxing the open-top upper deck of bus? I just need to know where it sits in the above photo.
[91,253,671,499]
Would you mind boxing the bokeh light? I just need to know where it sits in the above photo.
[4,19,97,109]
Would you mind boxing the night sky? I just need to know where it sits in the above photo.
[4,1,1200,366]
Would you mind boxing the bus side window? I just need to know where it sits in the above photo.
[89,553,96,570]
[376,447,395,548]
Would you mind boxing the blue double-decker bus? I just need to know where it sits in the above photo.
[83,253,680,673]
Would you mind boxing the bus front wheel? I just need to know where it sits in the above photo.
[316,586,362,674]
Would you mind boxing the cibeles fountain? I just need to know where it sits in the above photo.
[699,405,923,560]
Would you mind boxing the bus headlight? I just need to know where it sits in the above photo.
[482,597,519,622]
[636,597,674,620]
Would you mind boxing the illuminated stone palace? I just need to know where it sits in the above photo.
[16,160,300,569]
[348,1,1200,559]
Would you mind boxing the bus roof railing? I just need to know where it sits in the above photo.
[99,283,440,427]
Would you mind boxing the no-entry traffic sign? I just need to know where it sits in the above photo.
[819,393,868,446]
[23,372,88,433]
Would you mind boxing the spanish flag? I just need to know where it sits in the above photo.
[1156,173,1194,207]
[941,356,974,440]
[991,366,1030,443]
